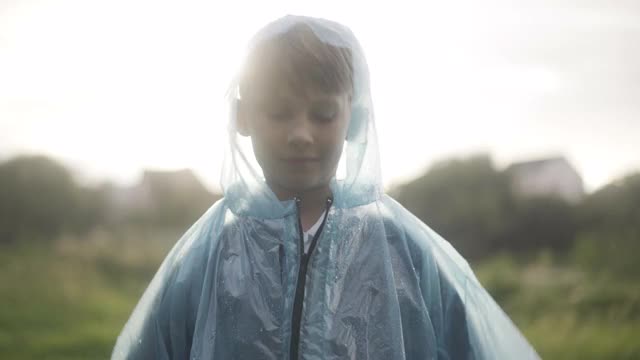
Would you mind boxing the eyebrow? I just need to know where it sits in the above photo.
[310,98,342,109]
[250,90,345,106]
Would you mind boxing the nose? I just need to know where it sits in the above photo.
[287,116,313,149]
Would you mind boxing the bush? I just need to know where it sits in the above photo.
[0,156,90,243]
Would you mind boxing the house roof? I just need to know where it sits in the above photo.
[505,156,572,174]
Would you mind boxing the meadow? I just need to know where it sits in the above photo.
[1,228,638,359]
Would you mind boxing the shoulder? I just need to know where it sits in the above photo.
[147,197,230,293]
[377,194,477,280]
[375,195,481,317]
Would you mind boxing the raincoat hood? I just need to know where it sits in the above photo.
[222,15,381,218]
[112,15,539,360]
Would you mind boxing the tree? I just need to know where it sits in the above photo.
[392,154,513,259]
[0,156,80,243]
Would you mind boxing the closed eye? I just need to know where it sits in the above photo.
[311,109,337,123]
[310,101,339,123]
[267,109,293,121]
[261,101,293,121]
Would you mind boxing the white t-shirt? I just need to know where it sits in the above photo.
[302,210,326,254]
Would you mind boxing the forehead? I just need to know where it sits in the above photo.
[245,75,349,107]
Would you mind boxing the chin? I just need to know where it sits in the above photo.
[284,181,320,193]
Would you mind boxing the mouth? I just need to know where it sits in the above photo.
[283,157,320,165]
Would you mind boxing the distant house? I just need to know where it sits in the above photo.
[135,169,212,208]
[505,157,585,203]
[106,169,220,222]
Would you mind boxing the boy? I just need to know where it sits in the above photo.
[113,15,539,359]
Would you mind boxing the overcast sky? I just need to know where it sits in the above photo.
[1,0,639,192]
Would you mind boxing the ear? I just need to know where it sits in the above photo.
[235,99,251,137]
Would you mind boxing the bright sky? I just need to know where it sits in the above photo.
[1,0,639,192]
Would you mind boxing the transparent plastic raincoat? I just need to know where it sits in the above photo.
[112,15,540,360]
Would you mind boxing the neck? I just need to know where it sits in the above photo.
[267,181,332,231]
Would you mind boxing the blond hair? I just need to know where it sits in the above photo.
[239,24,353,100]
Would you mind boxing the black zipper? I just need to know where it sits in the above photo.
[289,197,333,360]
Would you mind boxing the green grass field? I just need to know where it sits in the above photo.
[0,229,179,360]
[474,253,640,359]
[1,231,638,359]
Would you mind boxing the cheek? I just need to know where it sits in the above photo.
[334,111,351,146]
[322,120,349,161]
[249,126,279,173]
[250,118,282,152]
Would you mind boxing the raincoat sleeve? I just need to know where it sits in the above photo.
[437,271,473,359]
[387,196,539,359]
[111,201,225,360]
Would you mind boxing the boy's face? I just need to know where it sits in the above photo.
[239,81,351,196]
